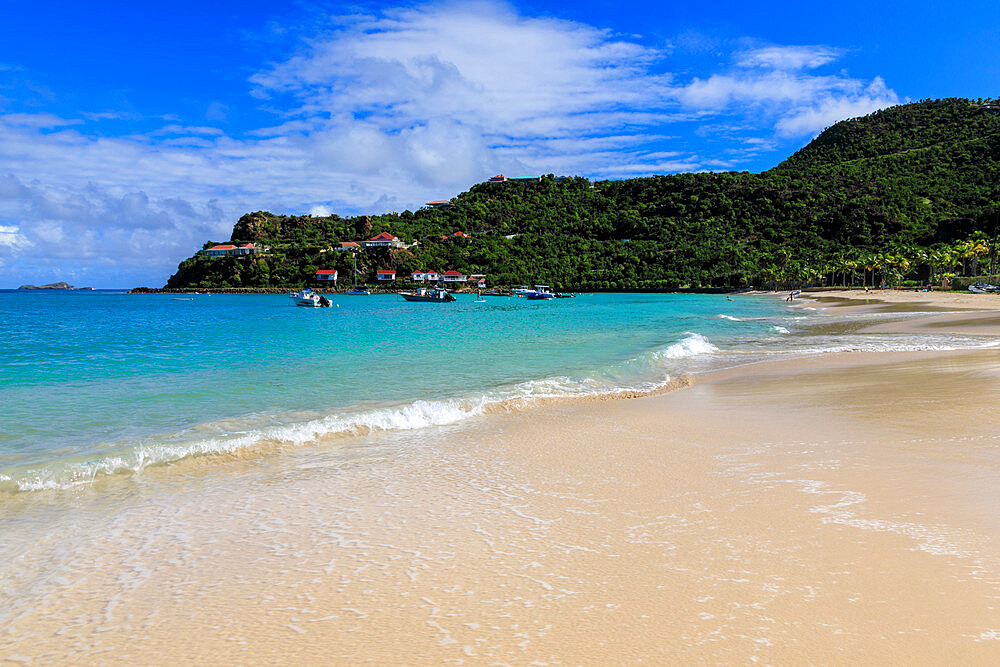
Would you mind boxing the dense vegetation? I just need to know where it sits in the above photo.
[166,98,1000,291]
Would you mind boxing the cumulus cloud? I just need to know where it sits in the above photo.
[775,78,899,136]
[0,225,30,249]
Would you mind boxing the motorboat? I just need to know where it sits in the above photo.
[525,285,555,300]
[399,287,456,302]
[289,289,332,307]
[511,286,534,296]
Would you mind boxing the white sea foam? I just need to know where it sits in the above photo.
[653,333,719,359]
[771,326,790,334]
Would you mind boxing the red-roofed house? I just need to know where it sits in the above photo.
[426,200,453,209]
[488,175,507,183]
[315,270,338,282]
[376,270,396,281]
[424,271,440,283]
[362,232,405,249]
[205,244,237,257]
[451,231,471,239]
[338,241,360,251]
[442,270,467,283]
[411,271,427,282]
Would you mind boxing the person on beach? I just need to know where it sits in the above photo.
[786,291,794,302]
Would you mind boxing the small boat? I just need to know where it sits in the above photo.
[399,287,456,302]
[346,254,369,294]
[554,292,574,298]
[525,285,555,300]
[969,283,999,294]
[171,298,193,301]
[289,289,332,307]
[511,286,534,296]
[484,289,513,297]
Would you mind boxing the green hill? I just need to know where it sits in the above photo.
[165,98,1000,291]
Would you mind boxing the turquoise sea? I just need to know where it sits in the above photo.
[2,290,997,492]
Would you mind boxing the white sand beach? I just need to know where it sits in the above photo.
[4,293,1000,664]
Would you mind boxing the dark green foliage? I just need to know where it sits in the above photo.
[166,98,1000,290]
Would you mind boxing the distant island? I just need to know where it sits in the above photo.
[19,282,75,290]
[163,97,1000,292]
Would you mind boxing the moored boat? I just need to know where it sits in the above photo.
[289,289,332,307]
[346,253,370,294]
[399,287,456,302]
[525,285,555,300]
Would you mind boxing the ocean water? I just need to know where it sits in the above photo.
[1,290,996,492]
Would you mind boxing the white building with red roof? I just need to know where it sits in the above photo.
[362,232,405,249]
[425,200,453,209]
[442,270,467,283]
[338,241,360,251]
[376,269,396,281]
[315,270,338,282]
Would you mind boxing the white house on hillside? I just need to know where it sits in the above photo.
[315,270,338,282]
[362,232,405,249]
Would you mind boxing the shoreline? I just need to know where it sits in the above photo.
[4,295,1000,662]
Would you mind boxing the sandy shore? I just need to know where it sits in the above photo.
[800,287,1000,311]
[4,297,1000,663]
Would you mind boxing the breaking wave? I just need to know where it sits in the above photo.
[0,334,722,493]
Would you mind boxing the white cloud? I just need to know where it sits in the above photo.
[676,69,898,136]
[1,113,83,129]
[775,78,900,136]
[149,124,225,137]
[0,225,30,249]
[736,45,845,70]
[309,204,332,216]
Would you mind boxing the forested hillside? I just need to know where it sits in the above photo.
[166,98,1000,291]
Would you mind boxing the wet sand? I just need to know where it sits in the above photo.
[5,303,1000,663]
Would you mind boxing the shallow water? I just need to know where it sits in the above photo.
[1,290,997,492]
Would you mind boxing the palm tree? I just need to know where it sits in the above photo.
[968,236,990,277]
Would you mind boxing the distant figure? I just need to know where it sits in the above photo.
[726,295,733,301]
[786,291,794,302]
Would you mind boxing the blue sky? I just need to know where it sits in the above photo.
[1,0,998,287]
